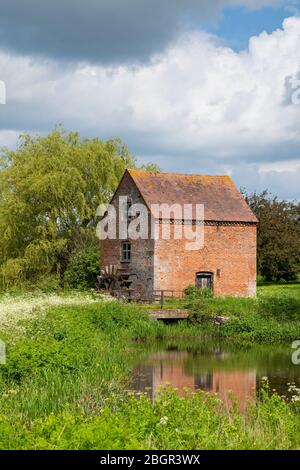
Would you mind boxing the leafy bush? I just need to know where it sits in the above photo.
[65,248,99,289]
[24,274,61,293]
[184,285,213,299]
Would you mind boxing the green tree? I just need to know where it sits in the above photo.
[140,162,160,172]
[0,128,136,288]
[246,191,300,281]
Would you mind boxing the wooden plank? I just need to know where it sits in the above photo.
[148,309,189,320]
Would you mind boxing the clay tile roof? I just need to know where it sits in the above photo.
[127,169,258,223]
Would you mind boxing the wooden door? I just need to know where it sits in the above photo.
[196,272,213,290]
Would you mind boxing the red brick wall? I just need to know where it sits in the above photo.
[101,173,257,298]
[100,172,154,298]
[154,222,257,297]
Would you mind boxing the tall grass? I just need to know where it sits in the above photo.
[0,285,300,449]
[1,385,300,450]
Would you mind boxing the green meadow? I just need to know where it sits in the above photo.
[0,282,300,449]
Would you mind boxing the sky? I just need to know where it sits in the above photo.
[0,0,300,199]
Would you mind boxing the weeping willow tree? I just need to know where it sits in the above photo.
[0,128,141,288]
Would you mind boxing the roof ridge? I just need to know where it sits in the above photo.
[128,169,232,179]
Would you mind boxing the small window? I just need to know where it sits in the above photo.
[121,242,131,262]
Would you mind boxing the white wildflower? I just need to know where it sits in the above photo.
[160,416,168,425]
[291,396,300,403]
[0,292,111,333]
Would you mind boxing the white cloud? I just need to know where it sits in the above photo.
[0,16,300,197]
[231,163,300,200]
[259,159,300,172]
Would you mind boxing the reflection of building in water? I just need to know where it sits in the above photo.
[132,350,256,409]
[212,371,256,410]
[152,353,195,395]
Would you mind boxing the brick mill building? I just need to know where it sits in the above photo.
[100,169,258,299]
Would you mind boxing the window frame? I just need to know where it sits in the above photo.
[121,241,131,263]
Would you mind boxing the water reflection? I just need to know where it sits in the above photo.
[131,343,300,409]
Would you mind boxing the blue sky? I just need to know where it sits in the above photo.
[215,4,299,50]
[0,1,300,199]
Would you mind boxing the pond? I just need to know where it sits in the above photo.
[131,340,300,409]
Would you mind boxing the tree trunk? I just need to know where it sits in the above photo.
[58,252,70,289]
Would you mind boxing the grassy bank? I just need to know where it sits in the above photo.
[154,282,300,343]
[2,385,300,450]
[0,286,300,449]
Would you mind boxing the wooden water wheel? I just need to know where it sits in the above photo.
[97,265,136,297]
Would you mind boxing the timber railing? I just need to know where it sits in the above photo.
[153,290,184,309]
[97,287,184,307]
